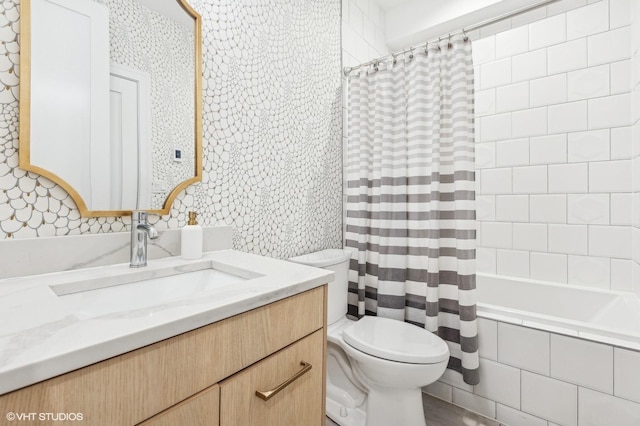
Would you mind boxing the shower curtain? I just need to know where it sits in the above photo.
[344,35,479,385]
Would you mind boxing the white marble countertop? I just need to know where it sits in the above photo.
[0,250,332,395]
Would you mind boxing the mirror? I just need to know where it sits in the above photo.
[19,0,202,217]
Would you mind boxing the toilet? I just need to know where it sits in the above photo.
[289,249,449,426]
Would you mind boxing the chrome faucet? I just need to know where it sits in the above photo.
[130,211,159,268]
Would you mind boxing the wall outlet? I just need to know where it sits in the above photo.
[151,180,167,193]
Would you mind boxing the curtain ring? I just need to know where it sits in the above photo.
[462,28,469,42]
[448,33,452,49]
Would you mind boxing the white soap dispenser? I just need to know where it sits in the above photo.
[181,211,202,260]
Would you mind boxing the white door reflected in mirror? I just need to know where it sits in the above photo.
[108,64,152,211]
[30,0,110,210]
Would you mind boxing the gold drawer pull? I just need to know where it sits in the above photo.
[255,361,312,401]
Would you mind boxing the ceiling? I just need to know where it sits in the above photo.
[136,0,194,29]
[374,0,423,12]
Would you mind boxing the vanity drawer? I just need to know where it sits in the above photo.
[139,385,220,426]
[0,286,325,425]
[219,329,324,426]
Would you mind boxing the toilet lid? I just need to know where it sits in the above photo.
[342,316,449,364]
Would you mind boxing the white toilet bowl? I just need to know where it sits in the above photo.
[290,249,450,426]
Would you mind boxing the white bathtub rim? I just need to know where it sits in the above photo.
[476,272,634,297]
[476,273,640,352]
[478,302,640,351]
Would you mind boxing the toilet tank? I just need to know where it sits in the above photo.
[289,249,352,325]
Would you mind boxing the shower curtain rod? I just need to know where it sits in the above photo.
[343,0,559,76]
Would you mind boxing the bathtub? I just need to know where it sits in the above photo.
[475,273,640,351]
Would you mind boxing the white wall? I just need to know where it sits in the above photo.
[474,0,634,292]
[343,0,636,291]
[341,0,389,240]
[428,1,640,422]
[384,0,545,51]
[632,0,640,299]
[426,318,640,426]
[341,0,640,423]
[341,0,388,68]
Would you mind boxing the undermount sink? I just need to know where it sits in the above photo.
[52,267,250,320]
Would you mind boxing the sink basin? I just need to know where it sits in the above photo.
[54,268,249,320]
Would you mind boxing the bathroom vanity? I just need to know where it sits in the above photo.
[0,250,331,425]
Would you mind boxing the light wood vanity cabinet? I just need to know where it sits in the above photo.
[219,330,324,426]
[140,385,220,426]
[0,286,327,426]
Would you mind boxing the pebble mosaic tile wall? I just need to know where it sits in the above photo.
[101,0,196,209]
[0,0,343,259]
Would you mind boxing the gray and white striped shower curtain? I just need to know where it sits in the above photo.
[344,35,479,385]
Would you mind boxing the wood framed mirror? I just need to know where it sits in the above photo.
[19,0,202,217]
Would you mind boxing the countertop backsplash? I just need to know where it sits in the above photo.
[0,226,233,279]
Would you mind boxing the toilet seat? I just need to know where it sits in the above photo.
[343,316,449,364]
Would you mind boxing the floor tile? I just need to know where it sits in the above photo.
[325,394,500,426]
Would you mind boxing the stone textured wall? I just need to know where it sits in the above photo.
[0,0,342,259]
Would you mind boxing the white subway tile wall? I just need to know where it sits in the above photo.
[452,388,497,419]
[513,49,547,81]
[567,129,610,163]
[497,82,530,113]
[632,0,640,299]
[567,254,611,288]
[578,387,640,426]
[547,223,588,254]
[496,195,529,221]
[477,318,498,361]
[496,404,548,426]
[418,1,640,423]
[497,323,550,375]
[497,249,530,277]
[426,323,640,426]
[521,371,578,426]
[549,334,614,394]
[611,126,633,159]
[342,0,387,242]
[530,74,568,106]
[567,65,609,101]
[530,251,568,282]
[474,359,521,409]
[614,348,640,403]
[496,26,530,59]
[529,14,567,50]
[566,0,609,40]
[529,194,567,223]
[341,0,387,67]
[610,258,633,291]
[529,134,566,164]
[588,26,631,66]
[567,193,609,224]
[547,38,587,74]
[474,0,635,291]
[513,223,547,251]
